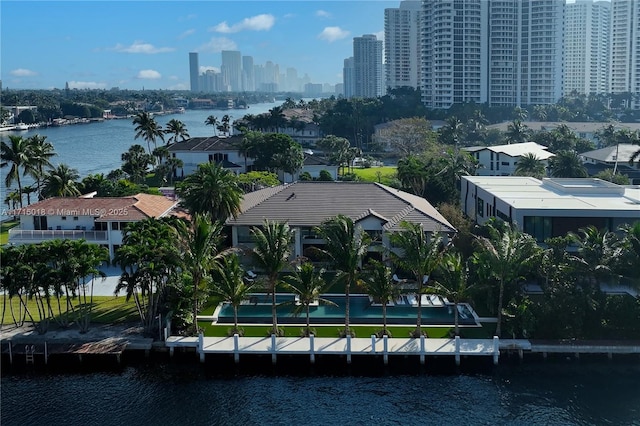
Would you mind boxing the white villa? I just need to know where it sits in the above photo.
[167,136,250,177]
[461,176,640,242]
[8,193,179,259]
[464,142,554,176]
[227,181,456,266]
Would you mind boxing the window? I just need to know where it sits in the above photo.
[523,216,552,242]
[477,198,484,217]
[73,216,79,221]
[61,216,67,221]
[95,222,108,231]
[111,222,120,230]
[501,161,509,166]
[236,226,253,244]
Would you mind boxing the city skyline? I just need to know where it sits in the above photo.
[1,1,394,91]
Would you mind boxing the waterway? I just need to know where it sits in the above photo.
[2,359,639,425]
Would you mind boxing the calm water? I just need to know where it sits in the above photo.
[2,359,640,425]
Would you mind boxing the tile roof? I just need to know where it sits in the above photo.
[465,142,554,160]
[227,182,455,233]
[580,144,640,163]
[167,135,243,152]
[10,193,178,221]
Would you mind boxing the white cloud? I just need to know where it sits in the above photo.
[178,29,196,39]
[373,31,384,41]
[210,14,275,33]
[197,37,237,53]
[283,13,295,19]
[10,68,37,77]
[110,41,175,54]
[168,75,179,80]
[317,27,350,42]
[68,81,107,89]
[179,14,197,22]
[199,65,220,73]
[137,69,162,79]
[168,83,188,90]
[316,10,331,18]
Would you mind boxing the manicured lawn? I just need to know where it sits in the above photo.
[350,166,397,185]
[0,220,19,245]
[0,295,139,325]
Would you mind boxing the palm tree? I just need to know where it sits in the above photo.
[505,120,530,144]
[389,221,445,337]
[361,260,402,337]
[617,222,640,288]
[205,115,219,136]
[316,215,370,337]
[176,162,243,221]
[218,114,231,136]
[164,119,190,145]
[282,261,336,337]
[568,226,619,290]
[514,153,546,179]
[26,134,56,200]
[473,220,540,337]
[428,251,471,337]
[133,111,164,154]
[122,144,154,184]
[175,213,227,334]
[548,150,587,178]
[268,106,286,132]
[166,157,184,185]
[1,135,32,207]
[237,134,257,172]
[210,254,255,336]
[41,164,81,198]
[250,220,294,336]
[22,185,36,205]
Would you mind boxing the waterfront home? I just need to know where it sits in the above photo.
[7,193,179,258]
[167,135,251,177]
[227,181,456,264]
[579,144,640,184]
[461,176,640,242]
[463,142,554,177]
[278,154,339,183]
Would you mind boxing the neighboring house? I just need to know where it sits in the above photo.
[278,155,339,183]
[486,122,640,146]
[167,136,250,177]
[8,193,179,259]
[281,109,323,148]
[461,176,640,242]
[580,144,640,184]
[227,181,456,265]
[464,142,554,176]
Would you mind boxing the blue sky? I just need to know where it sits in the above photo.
[1,1,396,90]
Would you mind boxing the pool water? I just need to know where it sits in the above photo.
[215,294,479,326]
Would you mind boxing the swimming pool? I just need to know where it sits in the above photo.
[214,294,480,326]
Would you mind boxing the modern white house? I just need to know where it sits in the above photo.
[461,176,640,242]
[167,136,250,177]
[464,142,555,176]
[8,193,179,259]
[227,181,456,266]
[486,122,640,146]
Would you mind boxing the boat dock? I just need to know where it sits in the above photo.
[166,334,503,366]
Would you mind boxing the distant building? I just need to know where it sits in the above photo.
[353,34,383,98]
[189,52,199,93]
[485,122,640,146]
[609,0,640,108]
[221,50,242,92]
[385,0,421,90]
[167,136,249,177]
[343,57,355,98]
[461,176,640,242]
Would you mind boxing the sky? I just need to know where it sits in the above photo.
[1,0,397,90]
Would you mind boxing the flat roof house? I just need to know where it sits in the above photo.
[227,181,456,265]
[8,193,179,259]
[461,176,640,242]
[464,142,554,177]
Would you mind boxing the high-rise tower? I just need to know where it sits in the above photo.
[189,52,199,92]
[384,0,422,90]
[221,50,242,92]
[353,34,383,98]
[609,0,639,108]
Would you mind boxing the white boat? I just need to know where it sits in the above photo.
[13,123,29,131]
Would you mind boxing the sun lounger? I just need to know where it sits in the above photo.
[395,296,406,305]
[406,294,417,306]
[420,294,431,306]
[429,295,444,306]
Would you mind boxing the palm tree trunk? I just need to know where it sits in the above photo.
[233,305,239,333]
[454,302,459,337]
[344,279,351,336]
[382,303,387,335]
[496,280,504,337]
[306,305,311,335]
[415,281,423,336]
[271,278,278,335]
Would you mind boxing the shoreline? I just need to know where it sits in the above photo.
[2,322,639,375]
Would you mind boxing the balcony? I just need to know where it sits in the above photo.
[9,229,109,242]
